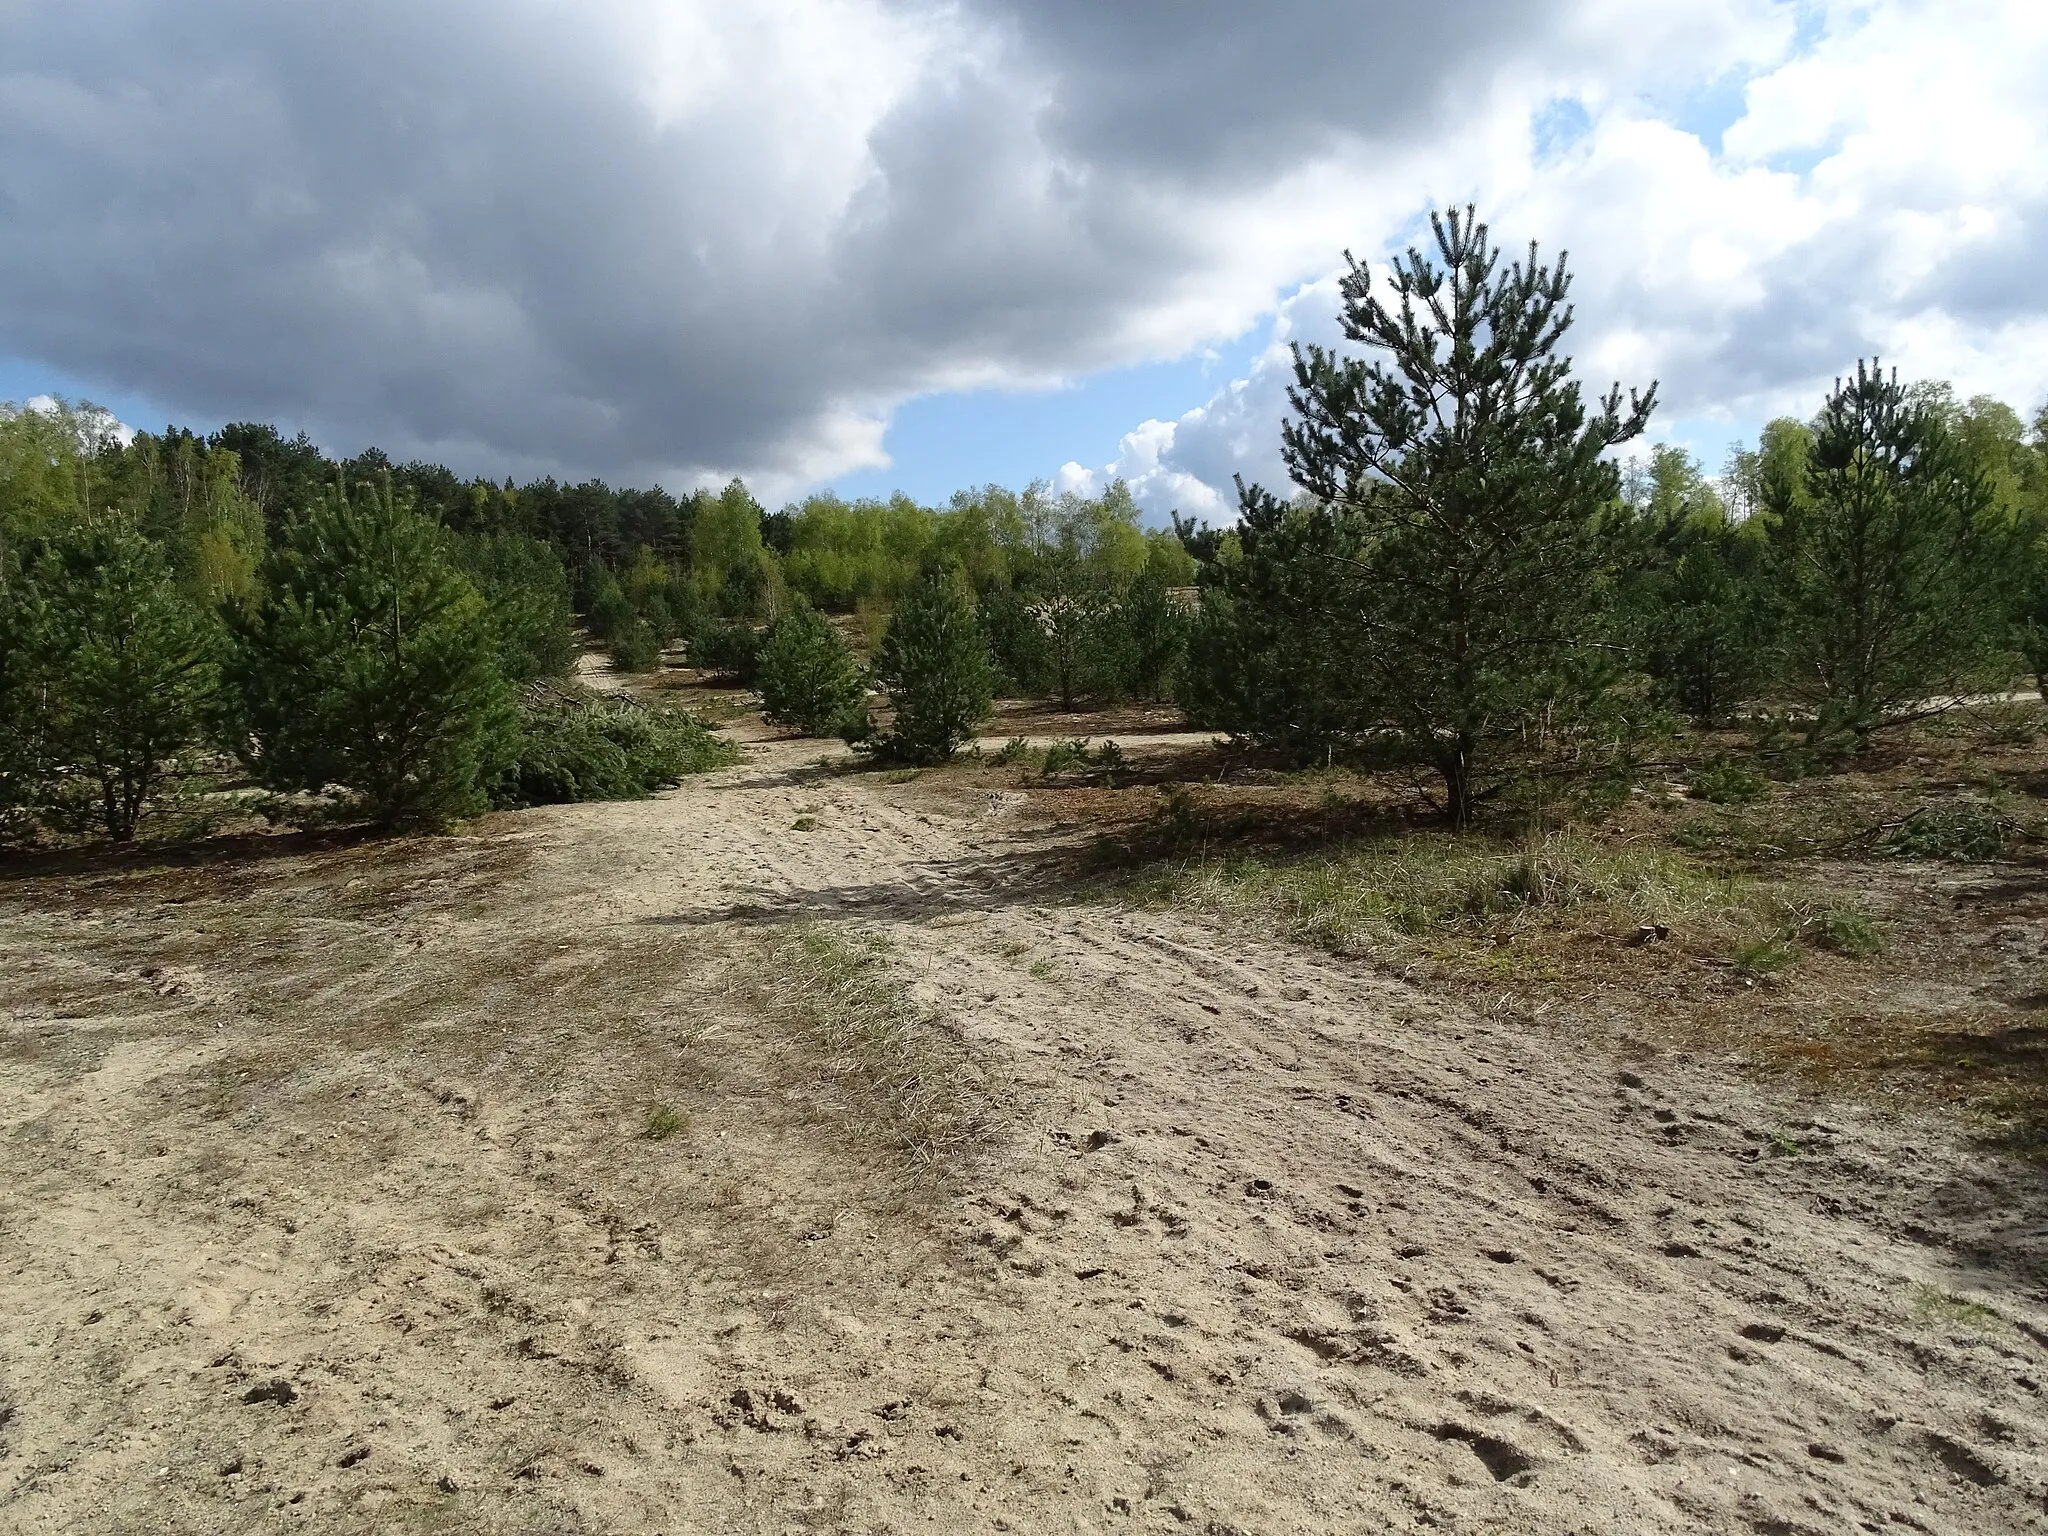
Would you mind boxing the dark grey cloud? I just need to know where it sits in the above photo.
[964,0,1539,176]
[0,0,1594,488]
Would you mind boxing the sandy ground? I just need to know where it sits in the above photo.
[4,722,2048,1534]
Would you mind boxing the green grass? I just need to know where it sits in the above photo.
[1734,934,1796,975]
[1804,903,1885,958]
[1142,830,1756,954]
[1911,1284,2008,1334]
[644,1102,688,1141]
[1131,828,1891,984]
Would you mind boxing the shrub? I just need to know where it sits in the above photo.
[608,616,663,673]
[993,736,1032,766]
[222,481,515,828]
[691,617,762,682]
[585,573,636,643]
[1687,758,1766,804]
[496,693,738,806]
[1040,738,1091,775]
[1884,802,2015,861]
[869,565,993,764]
[757,604,867,737]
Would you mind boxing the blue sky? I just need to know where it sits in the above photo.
[823,331,1268,508]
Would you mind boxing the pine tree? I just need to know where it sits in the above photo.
[223,479,514,827]
[1099,569,1192,704]
[870,565,993,763]
[1276,206,1656,826]
[1178,496,1367,759]
[1617,447,1770,726]
[2018,526,2048,700]
[1764,360,2007,743]
[757,603,868,737]
[12,519,218,841]
[450,531,578,681]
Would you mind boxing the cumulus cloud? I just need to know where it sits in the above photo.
[0,0,2038,505]
[1072,0,2048,518]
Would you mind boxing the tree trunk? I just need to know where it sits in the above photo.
[1441,734,1476,831]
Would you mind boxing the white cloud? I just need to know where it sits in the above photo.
[21,394,135,447]
[1079,0,2048,519]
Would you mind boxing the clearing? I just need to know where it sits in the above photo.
[3,704,2046,1534]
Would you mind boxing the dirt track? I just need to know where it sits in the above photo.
[4,726,2047,1533]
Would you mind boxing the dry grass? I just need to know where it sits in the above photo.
[1133,830,1830,972]
[740,925,1003,1180]
[1071,709,2047,1152]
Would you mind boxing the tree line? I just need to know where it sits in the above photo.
[0,417,731,842]
[4,203,2045,840]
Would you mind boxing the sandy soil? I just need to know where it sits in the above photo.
[3,722,2047,1534]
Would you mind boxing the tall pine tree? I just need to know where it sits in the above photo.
[1274,206,1655,826]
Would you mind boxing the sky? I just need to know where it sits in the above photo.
[2,0,2044,522]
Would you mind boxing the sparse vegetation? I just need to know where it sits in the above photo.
[1911,1285,2009,1334]
[644,1102,689,1140]
[1140,830,1761,960]
[1805,903,1885,958]
[745,926,998,1174]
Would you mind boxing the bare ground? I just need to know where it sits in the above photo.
[4,722,2047,1534]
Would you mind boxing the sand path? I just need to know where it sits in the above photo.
[2,729,2045,1533]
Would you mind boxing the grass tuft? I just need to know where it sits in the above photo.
[644,1102,688,1141]
[1141,830,1753,957]
[1911,1284,2008,1334]
[1804,903,1885,958]
[745,926,999,1176]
